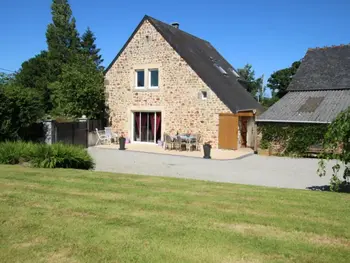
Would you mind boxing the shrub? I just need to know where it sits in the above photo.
[30,143,94,170]
[318,107,350,192]
[0,141,34,164]
[0,142,94,170]
[258,123,328,156]
[0,85,44,141]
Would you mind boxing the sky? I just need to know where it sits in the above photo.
[1,0,350,90]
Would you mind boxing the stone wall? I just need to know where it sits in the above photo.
[105,20,232,148]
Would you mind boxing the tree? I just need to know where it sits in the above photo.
[15,51,53,112]
[81,27,104,69]
[0,72,15,86]
[237,64,263,99]
[50,55,105,119]
[318,107,350,192]
[0,84,44,141]
[267,61,301,99]
[46,0,80,76]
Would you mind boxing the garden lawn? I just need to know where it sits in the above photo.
[0,165,349,263]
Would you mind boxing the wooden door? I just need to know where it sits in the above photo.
[219,114,238,150]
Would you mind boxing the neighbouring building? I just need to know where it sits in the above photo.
[256,44,350,154]
[104,15,263,149]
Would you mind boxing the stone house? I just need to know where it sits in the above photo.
[104,15,263,149]
[256,45,350,154]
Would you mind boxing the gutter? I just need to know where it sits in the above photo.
[256,119,331,124]
[236,109,257,114]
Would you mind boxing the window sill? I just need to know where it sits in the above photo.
[133,88,160,92]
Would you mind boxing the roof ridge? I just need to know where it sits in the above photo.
[307,43,350,51]
[145,15,210,44]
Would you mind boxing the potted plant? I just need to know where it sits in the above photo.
[119,132,126,150]
[203,141,212,159]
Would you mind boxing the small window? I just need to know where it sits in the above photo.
[231,68,240,77]
[149,69,159,89]
[201,91,208,100]
[214,63,227,75]
[135,70,145,88]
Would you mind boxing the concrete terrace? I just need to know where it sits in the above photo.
[95,143,254,160]
[88,146,343,190]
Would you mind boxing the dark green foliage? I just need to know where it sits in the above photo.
[267,61,301,99]
[0,141,33,164]
[30,143,94,169]
[0,72,15,85]
[81,27,104,69]
[318,107,350,192]
[260,96,279,109]
[0,85,44,141]
[15,51,54,111]
[46,0,81,82]
[0,141,94,170]
[259,123,328,155]
[50,54,105,119]
[237,64,263,99]
[1,0,105,144]
[46,0,80,68]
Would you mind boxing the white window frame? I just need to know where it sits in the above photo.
[201,91,208,100]
[148,69,159,89]
[135,70,145,89]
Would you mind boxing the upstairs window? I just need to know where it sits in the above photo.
[230,68,240,77]
[149,69,159,89]
[135,70,145,89]
[214,63,227,75]
[201,91,208,100]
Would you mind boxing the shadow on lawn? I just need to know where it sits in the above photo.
[306,184,350,193]
[306,185,330,191]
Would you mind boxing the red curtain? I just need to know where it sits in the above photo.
[156,112,161,133]
[150,113,161,136]
[150,113,155,134]
[141,113,147,126]
[135,112,140,135]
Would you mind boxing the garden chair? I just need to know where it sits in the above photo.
[105,127,117,144]
[163,133,173,150]
[95,128,109,145]
[187,134,197,151]
[174,135,186,151]
[195,134,202,151]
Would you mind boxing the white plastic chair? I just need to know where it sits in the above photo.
[105,127,118,144]
[95,128,109,145]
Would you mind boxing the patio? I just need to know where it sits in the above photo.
[95,143,253,160]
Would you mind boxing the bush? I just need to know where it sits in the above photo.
[0,142,94,170]
[318,107,350,192]
[0,141,34,164]
[258,123,328,156]
[0,85,44,141]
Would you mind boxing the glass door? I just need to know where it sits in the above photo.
[133,112,161,143]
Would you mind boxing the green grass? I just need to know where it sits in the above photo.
[0,165,349,263]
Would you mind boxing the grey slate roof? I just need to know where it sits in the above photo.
[288,45,350,91]
[105,15,263,113]
[257,90,350,123]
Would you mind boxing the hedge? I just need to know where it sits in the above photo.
[258,123,328,156]
[0,142,94,170]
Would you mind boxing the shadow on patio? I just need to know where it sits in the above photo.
[95,143,253,160]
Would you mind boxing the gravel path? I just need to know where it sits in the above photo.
[88,147,343,190]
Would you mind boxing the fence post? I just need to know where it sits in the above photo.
[78,115,88,148]
[42,119,55,144]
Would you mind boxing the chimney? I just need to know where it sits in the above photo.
[171,22,179,29]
